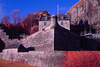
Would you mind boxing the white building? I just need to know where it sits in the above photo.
[39,14,70,31]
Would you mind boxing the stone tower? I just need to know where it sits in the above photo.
[50,13,58,29]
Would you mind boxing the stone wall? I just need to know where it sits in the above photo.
[0,29,9,41]
[0,49,66,67]
[39,21,51,31]
[39,19,70,31]
[54,25,80,51]
[21,28,54,51]
[58,20,70,30]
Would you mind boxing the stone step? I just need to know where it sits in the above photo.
[0,29,9,40]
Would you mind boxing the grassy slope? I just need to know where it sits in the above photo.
[0,59,37,67]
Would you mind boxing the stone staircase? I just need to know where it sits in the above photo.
[0,29,9,41]
[0,29,21,48]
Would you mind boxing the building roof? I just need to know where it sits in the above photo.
[40,15,70,21]
[58,15,70,20]
[40,16,51,21]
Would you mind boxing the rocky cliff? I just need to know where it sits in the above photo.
[66,0,100,30]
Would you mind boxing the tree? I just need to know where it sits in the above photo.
[21,15,25,21]
[10,10,21,24]
[1,15,10,24]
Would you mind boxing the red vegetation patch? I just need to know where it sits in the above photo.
[63,51,100,67]
[3,10,50,35]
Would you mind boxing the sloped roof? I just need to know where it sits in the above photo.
[40,15,70,21]
[40,16,51,21]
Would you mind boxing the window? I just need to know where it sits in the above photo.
[45,17,47,20]
[61,22,63,25]
[61,16,63,20]
[44,22,46,26]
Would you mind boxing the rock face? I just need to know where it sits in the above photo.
[66,0,100,30]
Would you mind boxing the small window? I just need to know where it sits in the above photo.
[44,22,46,26]
[45,17,47,20]
[61,22,63,25]
[61,16,63,20]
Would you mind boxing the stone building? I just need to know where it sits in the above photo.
[21,14,81,51]
[39,14,70,31]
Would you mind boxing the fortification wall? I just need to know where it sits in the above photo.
[21,29,54,51]
[0,49,66,67]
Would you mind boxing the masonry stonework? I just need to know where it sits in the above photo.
[39,14,70,31]
[21,14,80,51]
[0,14,81,67]
[0,49,67,67]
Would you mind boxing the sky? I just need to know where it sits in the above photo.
[0,0,79,21]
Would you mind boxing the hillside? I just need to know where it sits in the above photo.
[66,0,100,29]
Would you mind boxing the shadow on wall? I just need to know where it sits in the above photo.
[18,44,35,52]
[6,43,35,52]
[54,23,81,51]
[80,37,100,51]
[54,22,99,51]
[0,38,5,52]
[70,20,96,35]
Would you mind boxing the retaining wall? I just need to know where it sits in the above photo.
[0,49,67,67]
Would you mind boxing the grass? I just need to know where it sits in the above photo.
[0,59,37,67]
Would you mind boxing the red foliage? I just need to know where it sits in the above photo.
[21,10,50,35]
[3,10,50,35]
[63,51,100,67]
